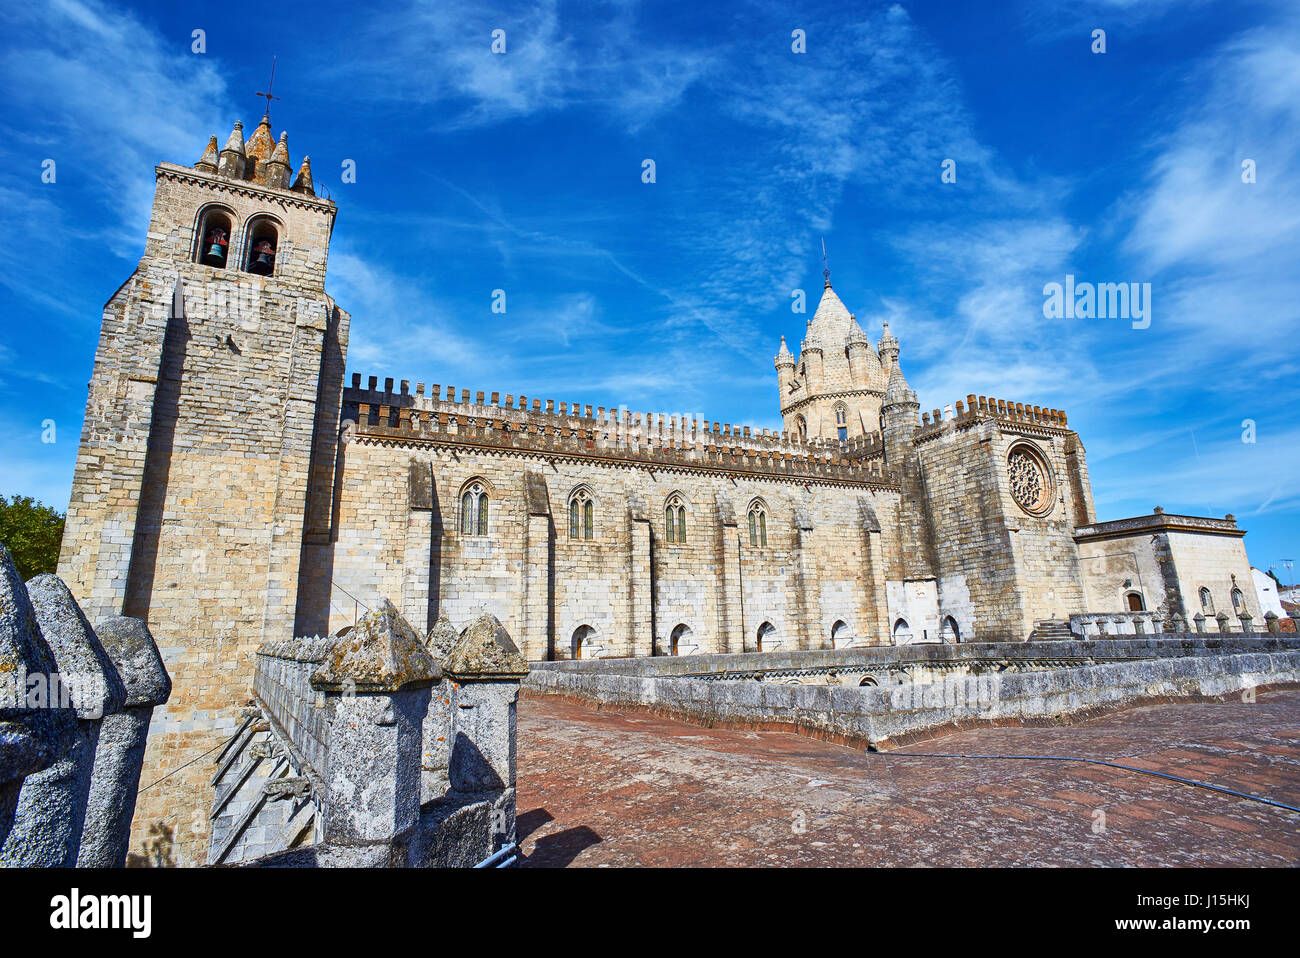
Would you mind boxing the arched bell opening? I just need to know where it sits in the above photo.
[244,217,281,276]
[195,208,234,268]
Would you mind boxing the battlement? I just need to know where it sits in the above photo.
[915,393,1071,439]
[343,374,894,487]
[840,430,886,460]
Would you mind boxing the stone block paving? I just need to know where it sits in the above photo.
[515,690,1300,867]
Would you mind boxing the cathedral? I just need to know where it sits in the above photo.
[55,118,1266,864]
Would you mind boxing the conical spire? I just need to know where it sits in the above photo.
[774,336,795,368]
[243,115,274,183]
[195,135,219,173]
[805,283,854,349]
[221,120,245,155]
[883,358,917,408]
[246,114,274,163]
[292,155,314,195]
[269,130,290,167]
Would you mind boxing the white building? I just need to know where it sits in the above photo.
[1252,567,1285,618]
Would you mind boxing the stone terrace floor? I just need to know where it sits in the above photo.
[515,689,1300,867]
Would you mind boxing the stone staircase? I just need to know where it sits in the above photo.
[1030,619,1075,641]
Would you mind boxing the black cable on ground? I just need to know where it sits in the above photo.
[869,751,1300,813]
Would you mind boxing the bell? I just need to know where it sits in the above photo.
[200,228,227,267]
[249,240,275,275]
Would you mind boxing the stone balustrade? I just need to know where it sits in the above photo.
[210,601,528,867]
[1070,609,1258,638]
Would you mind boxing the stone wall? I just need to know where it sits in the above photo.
[524,643,1300,750]
[315,398,903,662]
[528,634,1300,677]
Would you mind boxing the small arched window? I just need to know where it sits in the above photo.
[1199,587,1214,612]
[747,500,768,548]
[670,623,692,656]
[834,403,848,441]
[796,415,808,439]
[244,216,280,275]
[195,207,234,268]
[1126,591,1145,612]
[665,494,687,544]
[460,481,488,536]
[755,621,775,653]
[568,487,594,540]
[831,620,851,648]
[941,616,960,643]
[892,618,911,643]
[1231,588,1245,613]
[571,625,595,660]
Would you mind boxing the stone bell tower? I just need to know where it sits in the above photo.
[57,112,350,865]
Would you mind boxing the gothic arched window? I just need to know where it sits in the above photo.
[665,494,687,544]
[834,402,848,440]
[747,499,768,548]
[1231,588,1245,613]
[460,481,488,536]
[568,487,594,540]
[796,415,808,440]
[1199,587,1214,613]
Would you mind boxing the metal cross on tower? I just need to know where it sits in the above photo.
[255,57,281,119]
[821,237,831,288]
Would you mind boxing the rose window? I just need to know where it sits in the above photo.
[1007,446,1053,515]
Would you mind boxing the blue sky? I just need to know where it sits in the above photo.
[1,0,1297,579]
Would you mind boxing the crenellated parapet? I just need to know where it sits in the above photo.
[342,375,895,487]
[839,430,886,460]
[912,393,1072,444]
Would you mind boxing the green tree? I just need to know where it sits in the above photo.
[0,495,65,580]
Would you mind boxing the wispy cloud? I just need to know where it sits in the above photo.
[323,0,713,132]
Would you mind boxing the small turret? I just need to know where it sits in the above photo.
[800,330,824,394]
[845,312,876,387]
[775,336,795,406]
[265,131,292,189]
[217,121,246,178]
[195,135,219,174]
[878,321,899,369]
[774,336,795,369]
